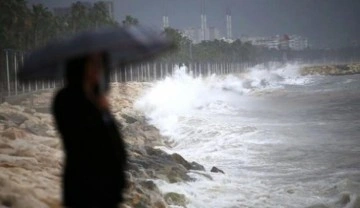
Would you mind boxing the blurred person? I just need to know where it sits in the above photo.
[52,53,127,208]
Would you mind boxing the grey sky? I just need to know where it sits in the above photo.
[27,0,360,48]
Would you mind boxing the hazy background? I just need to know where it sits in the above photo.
[27,0,360,49]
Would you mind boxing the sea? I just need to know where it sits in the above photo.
[135,63,360,208]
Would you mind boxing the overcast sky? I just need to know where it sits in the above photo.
[27,0,360,48]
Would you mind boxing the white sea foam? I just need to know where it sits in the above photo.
[135,63,360,207]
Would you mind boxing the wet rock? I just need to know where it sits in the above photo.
[287,189,295,194]
[166,166,191,183]
[335,192,351,206]
[301,64,360,76]
[0,83,207,208]
[139,180,158,191]
[122,114,139,124]
[172,153,192,170]
[1,127,28,140]
[190,161,205,171]
[22,120,49,137]
[164,192,187,207]
[211,166,225,174]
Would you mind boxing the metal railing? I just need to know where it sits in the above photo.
[1,49,253,100]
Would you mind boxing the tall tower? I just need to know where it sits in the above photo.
[226,8,232,40]
[162,0,169,29]
[200,0,207,41]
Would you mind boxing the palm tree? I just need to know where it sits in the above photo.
[0,0,30,50]
[122,15,139,27]
[70,2,89,33]
[90,2,117,28]
[31,4,54,47]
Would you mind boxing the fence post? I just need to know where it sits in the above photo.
[130,64,134,82]
[160,63,163,79]
[13,52,18,95]
[5,50,10,96]
[198,63,201,76]
[152,63,156,81]
[21,52,25,93]
[137,64,140,82]
[115,67,118,83]
[207,63,211,76]
[124,66,127,82]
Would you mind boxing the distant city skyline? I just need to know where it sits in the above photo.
[27,0,360,49]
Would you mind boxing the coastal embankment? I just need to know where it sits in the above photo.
[301,63,360,76]
[0,82,209,208]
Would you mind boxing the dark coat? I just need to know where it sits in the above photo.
[52,87,127,207]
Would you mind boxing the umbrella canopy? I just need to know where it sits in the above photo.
[18,26,174,80]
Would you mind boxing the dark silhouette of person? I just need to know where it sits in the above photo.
[52,53,127,208]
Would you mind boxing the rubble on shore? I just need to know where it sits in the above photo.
[0,82,205,208]
[301,63,360,76]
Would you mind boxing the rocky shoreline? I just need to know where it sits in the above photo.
[301,63,360,76]
[0,82,210,208]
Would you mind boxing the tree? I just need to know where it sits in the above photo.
[89,2,118,28]
[30,4,54,48]
[122,15,139,27]
[69,1,89,33]
[161,28,192,62]
[0,0,31,50]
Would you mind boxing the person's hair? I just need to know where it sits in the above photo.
[65,52,110,90]
[65,55,88,87]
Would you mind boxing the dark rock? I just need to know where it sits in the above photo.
[166,166,191,183]
[164,192,187,207]
[122,114,138,124]
[139,180,158,191]
[211,166,225,174]
[145,146,167,156]
[0,114,6,121]
[172,153,191,170]
[8,113,28,125]
[336,193,351,206]
[190,161,205,171]
[24,122,48,136]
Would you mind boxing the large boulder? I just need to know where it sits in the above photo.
[164,192,188,207]
[211,166,225,174]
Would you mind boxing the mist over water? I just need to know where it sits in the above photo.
[135,64,360,208]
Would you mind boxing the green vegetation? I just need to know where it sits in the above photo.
[2,1,359,64]
[161,27,258,63]
[0,0,123,51]
[0,0,258,63]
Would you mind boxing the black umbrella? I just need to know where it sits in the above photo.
[18,26,174,80]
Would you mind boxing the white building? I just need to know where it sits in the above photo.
[289,35,309,50]
[183,26,221,44]
[241,34,308,50]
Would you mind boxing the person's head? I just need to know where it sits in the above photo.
[65,52,110,96]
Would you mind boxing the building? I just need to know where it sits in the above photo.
[241,34,308,50]
[102,1,114,19]
[226,8,232,40]
[289,35,309,50]
[209,26,221,40]
[183,27,202,43]
[183,26,221,43]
